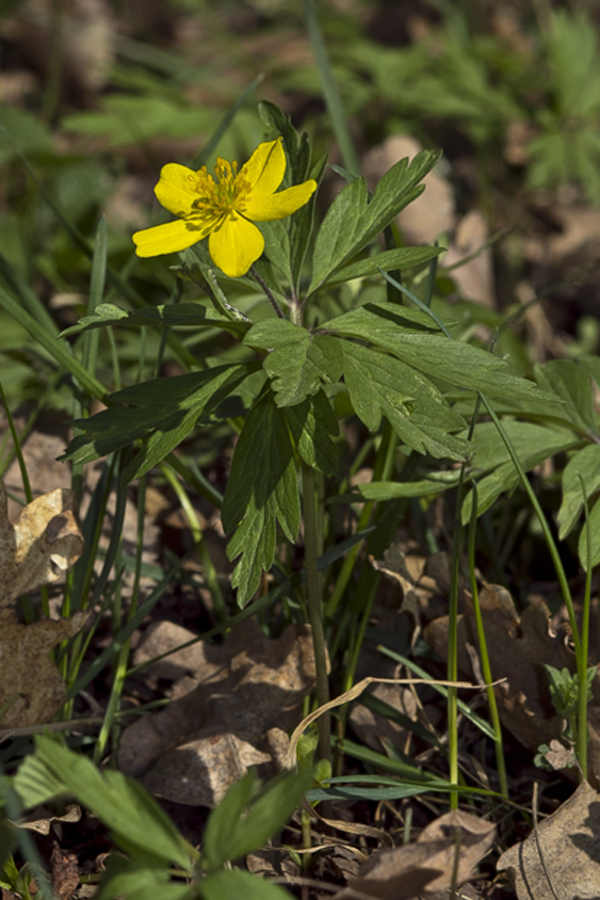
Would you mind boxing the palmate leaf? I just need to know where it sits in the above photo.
[222,390,300,607]
[62,364,256,469]
[307,149,441,295]
[243,319,343,407]
[323,302,560,405]
[341,342,470,461]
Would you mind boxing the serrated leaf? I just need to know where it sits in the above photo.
[342,342,470,460]
[59,301,250,339]
[284,390,339,475]
[15,736,192,868]
[534,358,598,435]
[62,364,253,467]
[259,153,327,290]
[325,302,559,405]
[557,443,600,539]
[244,320,343,407]
[325,245,443,285]
[308,149,441,295]
[322,300,448,336]
[222,391,300,607]
[461,421,580,523]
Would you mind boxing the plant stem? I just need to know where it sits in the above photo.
[301,460,331,762]
[251,265,286,318]
[480,394,588,772]
[468,483,509,798]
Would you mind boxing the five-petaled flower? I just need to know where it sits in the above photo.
[132,137,317,278]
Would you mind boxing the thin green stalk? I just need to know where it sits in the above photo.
[468,483,508,797]
[304,0,360,176]
[480,394,587,770]
[301,460,331,762]
[160,462,229,626]
[447,512,461,809]
[326,424,397,618]
[578,475,593,779]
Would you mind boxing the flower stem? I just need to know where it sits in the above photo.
[251,265,286,318]
[301,459,331,762]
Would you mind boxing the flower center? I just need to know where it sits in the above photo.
[189,158,252,216]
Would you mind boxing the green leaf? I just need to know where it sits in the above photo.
[557,444,600,539]
[322,300,451,336]
[201,870,293,900]
[462,421,580,523]
[308,149,441,295]
[222,391,300,607]
[96,856,194,900]
[349,472,460,501]
[534,359,598,435]
[14,736,193,869]
[203,770,312,872]
[579,496,600,571]
[256,102,327,291]
[284,390,339,476]
[244,320,343,407]
[59,301,250,340]
[342,342,469,460]
[62,364,254,467]
[326,245,443,285]
[576,354,600,392]
[325,302,559,405]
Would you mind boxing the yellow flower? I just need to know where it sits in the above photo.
[132,138,317,278]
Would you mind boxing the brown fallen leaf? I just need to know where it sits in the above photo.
[0,479,84,608]
[12,803,81,836]
[118,619,318,806]
[424,589,572,751]
[497,780,600,899]
[50,843,79,900]
[0,608,88,727]
[336,810,495,900]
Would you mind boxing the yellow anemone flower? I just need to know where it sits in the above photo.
[132,137,317,278]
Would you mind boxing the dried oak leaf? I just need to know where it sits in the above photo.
[497,780,600,899]
[50,843,79,900]
[0,608,88,727]
[118,618,318,807]
[0,479,84,608]
[424,589,572,751]
[336,810,495,900]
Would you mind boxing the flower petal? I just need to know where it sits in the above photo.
[208,211,264,277]
[133,218,213,257]
[244,180,317,222]
[238,138,285,199]
[154,163,203,217]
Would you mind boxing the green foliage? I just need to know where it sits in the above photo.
[14,736,194,868]
[544,665,595,725]
[12,737,307,899]
[62,363,258,480]
[202,769,313,872]
[307,149,441,295]
[222,389,301,607]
